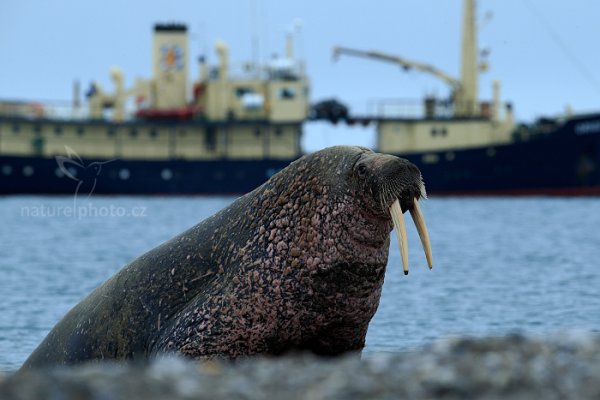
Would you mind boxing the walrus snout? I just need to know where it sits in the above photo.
[356,154,425,211]
[356,153,432,276]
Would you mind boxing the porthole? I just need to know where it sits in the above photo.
[445,152,455,161]
[161,169,173,181]
[67,167,78,178]
[235,170,246,180]
[214,171,225,181]
[2,165,12,176]
[486,148,496,157]
[55,168,65,178]
[22,165,34,177]
[265,168,278,178]
[119,168,130,180]
[422,154,439,164]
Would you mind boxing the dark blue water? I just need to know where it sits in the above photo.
[1,196,600,371]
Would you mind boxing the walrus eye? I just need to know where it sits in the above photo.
[357,164,367,177]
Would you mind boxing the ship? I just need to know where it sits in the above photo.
[330,0,600,195]
[0,23,309,195]
[2,2,600,196]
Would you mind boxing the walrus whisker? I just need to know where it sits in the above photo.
[409,199,433,269]
[389,199,409,275]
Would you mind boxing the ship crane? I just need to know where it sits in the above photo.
[332,46,461,92]
[332,0,484,118]
[332,45,477,117]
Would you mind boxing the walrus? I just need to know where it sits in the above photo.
[21,145,433,369]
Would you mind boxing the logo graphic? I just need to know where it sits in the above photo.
[160,45,184,72]
[55,146,116,199]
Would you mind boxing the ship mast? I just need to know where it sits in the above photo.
[332,0,483,118]
[456,0,478,117]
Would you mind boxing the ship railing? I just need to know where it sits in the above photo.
[368,98,453,119]
[0,98,138,121]
[215,59,306,82]
[369,98,493,120]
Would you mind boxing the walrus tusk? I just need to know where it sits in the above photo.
[409,199,433,269]
[390,199,409,275]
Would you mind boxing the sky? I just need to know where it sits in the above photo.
[1,0,599,152]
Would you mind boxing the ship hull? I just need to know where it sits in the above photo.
[2,114,600,196]
[0,156,295,195]
[394,113,600,196]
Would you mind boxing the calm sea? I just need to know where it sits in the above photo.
[1,196,600,371]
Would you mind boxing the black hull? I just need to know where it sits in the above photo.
[397,113,600,196]
[0,157,295,195]
[2,113,600,196]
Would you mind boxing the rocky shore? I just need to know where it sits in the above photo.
[2,333,600,399]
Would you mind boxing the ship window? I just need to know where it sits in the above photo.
[22,165,34,177]
[33,125,42,133]
[205,127,216,151]
[149,129,158,138]
[278,88,296,99]
[12,124,19,133]
[431,127,448,137]
[2,165,12,176]
[254,128,261,137]
[54,126,62,135]
[235,87,255,97]
[179,129,186,137]
[265,168,278,178]
[214,170,225,181]
[77,126,85,135]
[275,127,283,136]
[130,128,138,137]
[107,127,116,136]
[161,169,173,181]
[119,169,130,180]
[422,154,439,164]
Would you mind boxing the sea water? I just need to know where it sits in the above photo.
[1,196,600,371]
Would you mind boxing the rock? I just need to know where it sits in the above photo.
[2,333,600,399]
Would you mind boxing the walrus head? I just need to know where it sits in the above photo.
[352,150,433,274]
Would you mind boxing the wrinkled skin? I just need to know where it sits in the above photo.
[22,146,425,369]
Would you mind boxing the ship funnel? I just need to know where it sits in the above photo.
[152,23,189,109]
